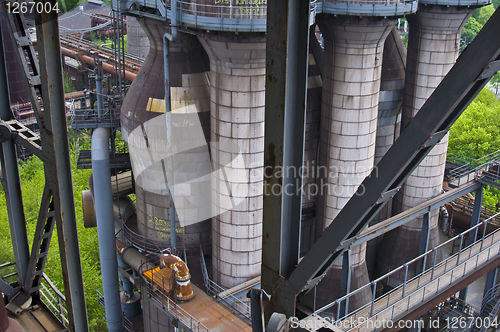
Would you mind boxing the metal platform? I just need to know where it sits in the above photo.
[317,0,418,17]
[10,302,66,332]
[142,265,252,332]
[70,109,121,130]
[112,0,417,33]
[75,136,131,170]
[419,0,491,6]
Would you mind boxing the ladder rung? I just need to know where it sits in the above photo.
[32,270,43,277]
[41,232,52,239]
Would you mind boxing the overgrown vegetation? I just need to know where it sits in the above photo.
[64,71,76,94]
[462,3,498,46]
[90,33,128,54]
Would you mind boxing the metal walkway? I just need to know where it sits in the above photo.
[299,214,500,331]
[112,0,418,33]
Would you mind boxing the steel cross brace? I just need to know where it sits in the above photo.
[265,6,500,319]
[1,1,89,331]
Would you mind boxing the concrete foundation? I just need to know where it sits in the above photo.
[198,32,266,289]
[377,5,474,287]
[315,15,394,311]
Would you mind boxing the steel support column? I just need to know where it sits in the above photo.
[460,187,485,301]
[468,187,483,246]
[35,5,89,331]
[484,267,498,297]
[262,0,310,322]
[417,212,430,274]
[0,20,29,288]
[339,250,352,318]
[95,59,104,118]
[268,7,500,317]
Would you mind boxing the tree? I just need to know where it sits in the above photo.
[449,88,500,159]
[461,17,482,45]
[494,0,500,9]
[473,4,495,26]
[57,0,82,13]
[63,71,76,94]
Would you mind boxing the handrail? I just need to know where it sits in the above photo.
[114,0,420,32]
[112,0,420,31]
[447,150,500,187]
[307,211,500,329]
[205,278,251,323]
[40,273,69,327]
[144,270,212,332]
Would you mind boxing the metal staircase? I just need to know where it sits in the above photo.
[24,188,56,294]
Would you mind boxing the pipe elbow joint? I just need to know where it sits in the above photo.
[160,254,194,301]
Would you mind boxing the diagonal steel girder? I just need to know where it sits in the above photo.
[267,6,500,317]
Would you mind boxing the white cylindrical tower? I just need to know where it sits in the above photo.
[198,33,266,289]
[315,14,396,311]
[376,3,486,287]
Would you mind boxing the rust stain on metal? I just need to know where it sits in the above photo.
[264,143,275,185]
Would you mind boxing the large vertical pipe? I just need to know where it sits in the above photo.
[36,6,89,330]
[315,15,394,311]
[377,5,475,287]
[95,62,104,118]
[92,127,123,332]
[163,34,177,249]
[163,2,178,249]
[0,16,30,288]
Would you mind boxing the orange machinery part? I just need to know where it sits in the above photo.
[160,254,195,301]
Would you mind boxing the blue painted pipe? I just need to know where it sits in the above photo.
[163,0,178,249]
[92,128,123,332]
